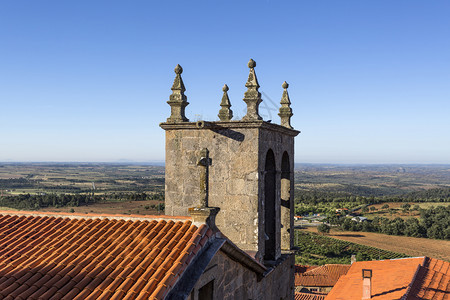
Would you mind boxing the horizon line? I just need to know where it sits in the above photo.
[1,161,450,166]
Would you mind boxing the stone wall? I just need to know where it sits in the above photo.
[188,251,295,300]
[161,121,297,260]
[163,122,260,253]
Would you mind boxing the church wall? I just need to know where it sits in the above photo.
[188,251,295,300]
[164,124,261,253]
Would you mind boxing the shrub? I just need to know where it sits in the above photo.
[318,223,331,234]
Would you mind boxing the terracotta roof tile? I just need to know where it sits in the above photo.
[0,212,213,299]
[295,264,319,274]
[326,257,450,300]
[405,258,450,300]
[295,264,350,287]
[295,291,326,300]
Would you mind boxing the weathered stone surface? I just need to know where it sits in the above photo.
[218,84,233,121]
[189,206,220,232]
[242,59,263,121]
[188,251,295,300]
[279,81,293,129]
[161,121,298,258]
[196,148,212,207]
[167,64,189,123]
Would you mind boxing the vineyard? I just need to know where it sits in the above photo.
[294,230,408,265]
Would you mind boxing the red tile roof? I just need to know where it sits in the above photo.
[295,291,326,300]
[326,257,450,300]
[0,213,212,300]
[404,257,450,300]
[295,264,319,274]
[295,264,351,287]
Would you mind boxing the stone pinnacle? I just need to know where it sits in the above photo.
[166,64,189,123]
[278,81,293,129]
[242,59,262,121]
[218,84,233,121]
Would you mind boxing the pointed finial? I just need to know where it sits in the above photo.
[218,84,233,121]
[242,59,262,121]
[166,64,189,123]
[174,64,183,74]
[248,59,256,68]
[278,81,293,129]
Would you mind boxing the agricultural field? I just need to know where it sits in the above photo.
[14,199,166,216]
[295,164,450,196]
[294,230,408,265]
[0,163,165,215]
[0,163,165,195]
[303,227,450,262]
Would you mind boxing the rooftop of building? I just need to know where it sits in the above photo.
[325,256,450,300]
[295,291,327,300]
[295,264,351,287]
[0,210,268,300]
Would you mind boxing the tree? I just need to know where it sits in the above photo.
[318,223,331,234]
[404,218,425,237]
[361,220,373,232]
[401,203,411,211]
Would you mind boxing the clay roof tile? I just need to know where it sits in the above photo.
[295,292,326,300]
[0,213,211,299]
[326,257,450,300]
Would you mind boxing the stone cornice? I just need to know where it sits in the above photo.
[160,120,300,137]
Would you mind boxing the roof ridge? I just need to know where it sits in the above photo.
[403,262,425,299]
[0,211,191,222]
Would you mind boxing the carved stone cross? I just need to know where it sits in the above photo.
[197,148,212,207]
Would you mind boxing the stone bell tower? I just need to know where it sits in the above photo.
[160,59,299,263]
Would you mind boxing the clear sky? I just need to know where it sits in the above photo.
[1,1,449,164]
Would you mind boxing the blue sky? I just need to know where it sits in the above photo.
[0,1,449,163]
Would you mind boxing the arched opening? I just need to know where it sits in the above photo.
[281,152,292,250]
[264,149,276,261]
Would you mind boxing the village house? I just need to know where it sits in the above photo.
[0,59,299,299]
[295,264,350,294]
[326,256,449,300]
